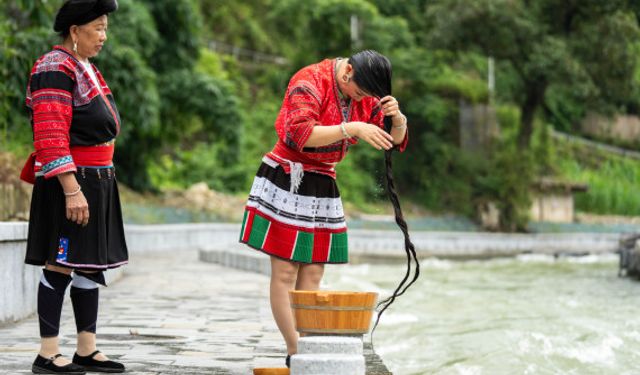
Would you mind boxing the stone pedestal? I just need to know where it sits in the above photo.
[291,336,365,375]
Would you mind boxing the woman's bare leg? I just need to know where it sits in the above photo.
[270,257,300,355]
[296,264,325,291]
[295,264,325,338]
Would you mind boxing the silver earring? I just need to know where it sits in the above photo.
[73,41,78,53]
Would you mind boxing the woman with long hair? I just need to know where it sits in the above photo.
[239,50,409,367]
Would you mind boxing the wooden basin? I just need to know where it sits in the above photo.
[253,368,290,375]
[289,291,378,335]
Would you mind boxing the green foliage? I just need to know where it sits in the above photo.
[554,135,640,216]
[141,0,203,72]
[270,0,412,65]
[476,145,534,232]
[428,66,488,103]
[198,0,279,53]
[335,148,384,208]
[106,0,159,61]
[3,0,640,230]
[426,0,640,147]
[0,2,57,155]
[148,142,245,192]
[98,44,161,190]
[558,155,640,217]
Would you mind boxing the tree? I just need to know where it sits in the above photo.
[426,0,640,148]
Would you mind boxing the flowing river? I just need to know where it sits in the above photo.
[324,254,640,375]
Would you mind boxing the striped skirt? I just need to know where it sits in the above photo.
[239,157,348,264]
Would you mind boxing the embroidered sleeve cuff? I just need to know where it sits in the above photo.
[285,121,315,151]
[42,155,77,179]
[394,128,409,152]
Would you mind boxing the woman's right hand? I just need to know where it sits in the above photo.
[347,122,394,150]
[66,191,89,226]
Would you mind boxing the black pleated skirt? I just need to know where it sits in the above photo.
[25,166,129,270]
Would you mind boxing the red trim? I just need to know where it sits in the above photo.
[242,210,256,243]
[312,231,331,262]
[262,221,297,259]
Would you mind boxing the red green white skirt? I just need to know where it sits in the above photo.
[239,156,348,264]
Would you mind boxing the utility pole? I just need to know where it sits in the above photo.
[350,15,362,51]
[488,57,495,103]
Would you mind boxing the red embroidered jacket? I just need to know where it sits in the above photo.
[268,59,408,179]
[23,45,120,181]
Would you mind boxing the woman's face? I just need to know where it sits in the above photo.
[341,64,373,102]
[71,15,108,59]
[343,81,371,102]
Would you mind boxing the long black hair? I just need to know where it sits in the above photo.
[348,50,421,338]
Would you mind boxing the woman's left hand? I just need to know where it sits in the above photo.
[380,95,402,120]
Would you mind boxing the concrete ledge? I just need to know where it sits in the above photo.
[0,222,28,242]
[348,230,621,259]
[291,354,365,375]
[124,223,239,253]
[199,243,271,276]
[298,336,363,355]
[199,231,622,274]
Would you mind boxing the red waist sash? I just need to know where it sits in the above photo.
[70,143,114,167]
[20,143,114,184]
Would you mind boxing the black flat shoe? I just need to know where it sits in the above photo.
[72,351,125,373]
[32,354,86,374]
[285,354,291,368]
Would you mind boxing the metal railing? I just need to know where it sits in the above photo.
[207,40,289,66]
[550,129,640,160]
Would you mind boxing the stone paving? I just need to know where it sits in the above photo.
[0,251,285,374]
[0,251,391,374]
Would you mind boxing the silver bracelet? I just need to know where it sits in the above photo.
[64,185,82,197]
[393,114,407,129]
[340,122,351,139]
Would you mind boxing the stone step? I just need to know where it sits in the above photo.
[297,336,363,355]
[290,354,365,375]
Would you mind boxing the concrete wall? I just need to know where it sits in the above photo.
[530,193,575,223]
[124,223,239,253]
[582,113,640,142]
[459,102,500,155]
[0,183,30,221]
[0,223,39,326]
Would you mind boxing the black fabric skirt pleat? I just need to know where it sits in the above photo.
[25,167,128,270]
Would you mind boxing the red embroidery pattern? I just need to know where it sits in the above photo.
[269,59,407,178]
[25,46,119,179]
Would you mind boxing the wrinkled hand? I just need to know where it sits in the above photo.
[66,191,89,226]
[380,95,402,119]
[351,121,394,150]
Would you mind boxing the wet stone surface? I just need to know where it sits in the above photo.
[0,251,391,374]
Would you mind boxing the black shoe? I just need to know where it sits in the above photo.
[32,354,86,374]
[72,351,125,373]
[285,354,291,368]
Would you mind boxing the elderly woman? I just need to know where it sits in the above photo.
[21,0,127,373]
[239,50,408,367]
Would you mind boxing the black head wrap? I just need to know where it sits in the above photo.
[54,0,118,34]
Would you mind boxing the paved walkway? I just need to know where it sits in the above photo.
[0,251,285,374]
